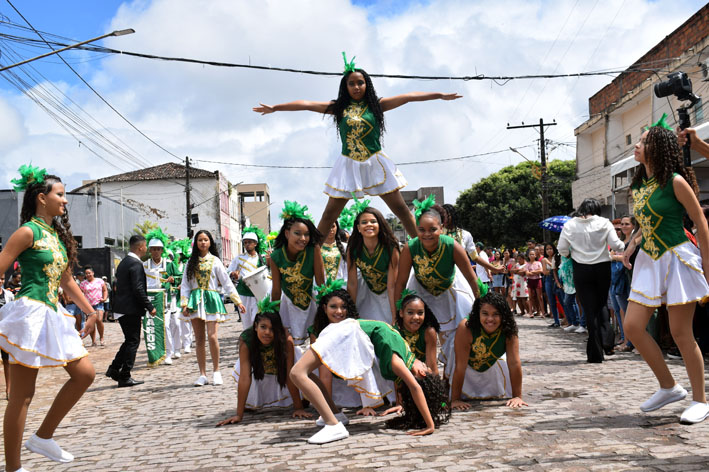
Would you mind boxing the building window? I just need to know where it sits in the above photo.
[74,235,83,249]
[626,134,632,146]
[696,98,704,123]
[104,237,115,246]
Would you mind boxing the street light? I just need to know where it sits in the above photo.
[509,147,533,162]
[0,29,135,73]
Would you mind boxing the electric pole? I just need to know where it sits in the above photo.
[185,156,192,239]
[507,118,557,242]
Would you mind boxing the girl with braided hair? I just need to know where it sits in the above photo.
[217,298,311,425]
[0,166,98,471]
[254,53,461,239]
[622,120,709,424]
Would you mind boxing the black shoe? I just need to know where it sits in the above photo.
[604,348,615,356]
[118,377,144,388]
[105,366,120,381]
[547,323,560,328]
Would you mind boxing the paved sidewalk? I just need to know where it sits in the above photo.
[3,311,709,471]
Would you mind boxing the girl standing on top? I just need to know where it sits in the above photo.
[269,201,325,348]
[180,230,245,387]
[346,204,400,323]
[254,53,461,239]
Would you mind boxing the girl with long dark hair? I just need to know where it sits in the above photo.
[394,291,440,375]
[254,54,461,239]
[180,230,245,387]
[542,242,563,328]
[0,166,97,471]
[321,221,347,281]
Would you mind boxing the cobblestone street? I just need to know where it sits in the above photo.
[5,310,709,471]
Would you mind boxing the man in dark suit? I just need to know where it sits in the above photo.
[106,234,156,387]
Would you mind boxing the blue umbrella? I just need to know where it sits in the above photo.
[539,215,571,233]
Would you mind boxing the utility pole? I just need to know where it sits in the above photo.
[507,118,557,242]
[94,182,100,247]
[185,156,192,239]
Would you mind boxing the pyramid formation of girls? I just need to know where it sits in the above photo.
[2,52,709,469]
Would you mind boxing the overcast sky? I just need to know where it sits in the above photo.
[0,0,706,233]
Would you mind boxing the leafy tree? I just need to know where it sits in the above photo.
[133,220,159,236]
[455,159,575,248]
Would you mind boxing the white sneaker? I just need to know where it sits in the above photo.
[316,412,349,427]
[194,375,208,386]
[163,357,173,365]
[24,433,74,463]
[173,352,182,359]
[640,384,687,412]
[575,326,588,334]
[563,325,578,333]
[307,421,349,444]
[184,346,191,354]
[213,372,223,385]
[680,401,709,424]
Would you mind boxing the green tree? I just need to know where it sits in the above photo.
[455,159,575,248]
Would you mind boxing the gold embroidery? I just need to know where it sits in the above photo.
[32,224,67,307]
[402,329,425,360]
[321,244,341,280]
[261,345,277,375]
[280,252,311,308]
[344,102,374,162]
[633,179,664,260]
[196,255,215,290]
[412,242,448,296]
[356,245,387,293]
[468,330,502,371]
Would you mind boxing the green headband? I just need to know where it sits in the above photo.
[412,194,436,223]
[643,113,673,132]
[11,164,48,192]
[280,200,313,222]
[257,295,281,314]
[396,288,418,311]
[342,51,357,75]
[315,277,347,304]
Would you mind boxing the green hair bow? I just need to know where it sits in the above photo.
[11,164,48,192]
[412,194,436,223]
[396,288,418,311]
[342,51,357,75]
[257,295,281,314]
[315,277,347,304]
[280,200,313,222]
[477,278,489,298]
[242,225,268,255]
[644,113,674,132]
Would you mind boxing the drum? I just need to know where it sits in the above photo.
[242,266,271,300]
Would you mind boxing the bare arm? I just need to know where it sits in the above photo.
[101,282,108,302]
[387,249,400,323]
[346,254,358,302]
[674,175,709,283]
[380,92,462,112]
[253,100,334,115]
[391,355,435,436]
[678,128,709,157]
[394,245,413,310]
[450,320,472,410]
[313,246,325,287]
[424,327,439,375]
[269,257,281,302]
[475,254,502,273]
[453,243,480,298]
[505,335,527,408]
[0,226,32,275]
[217,340,251,426]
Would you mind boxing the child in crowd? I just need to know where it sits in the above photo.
[511,252,529,316]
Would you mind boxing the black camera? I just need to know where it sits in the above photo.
[654,71,699,105]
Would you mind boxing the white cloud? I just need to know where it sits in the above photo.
[0,0,705,233]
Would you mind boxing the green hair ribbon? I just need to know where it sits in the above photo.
[242,225,268,255]
[11,164,48,192]
[315,277,347,304]
[477,278,489,298]
[643,113,674,132]
[396,288,417,311]
[412,194,436,223]
[280,200,313,221]
[257,295,281,314]
[342,51,357,75]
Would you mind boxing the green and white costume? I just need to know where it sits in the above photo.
[271,246,317,346]
[228,252,270,329]
[353,244,392,323]
[321,242,348,282]
[180,253,241,323]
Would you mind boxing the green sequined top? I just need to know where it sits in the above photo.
[409,235,456,296]
[338,101,382,161]
[468,326,506,373]
[271,245,315,310]
[321,243,342,281]
[16,217,68,310]
[631,173,688,260]
[241,328,277,375]
[354,244,390,295]
[395,325,428,362]
[358,320,415,381]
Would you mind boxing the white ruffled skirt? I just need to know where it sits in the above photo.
[232,362,293,409]
[278,294,316,347]
[355,275,392,324]
[311,319,394,408]
[323,151,407,199]
[406,268,475,337]
[629,242,709,307]
[0,297,87,368]
[440,334,512,399]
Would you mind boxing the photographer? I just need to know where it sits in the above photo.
[678,127,709,158]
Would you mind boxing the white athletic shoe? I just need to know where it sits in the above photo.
[25,433,74,463]
[307,422,349,444]
[184,346,191,354]
[213,372,223,385]
[163,357,173,365]
[563,325,579,333]
[173,352,182,359]
[640,384,687,412]
[575,326,588,334]
[316,412,349,427]
[194,375,208,386]
[680,401,709,424]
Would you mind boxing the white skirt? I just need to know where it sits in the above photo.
[440,334,512,400]
[406,268,475,336]
[279,294,316,346]
[232,361,293,409]
[311,319,394,408]
[629,242,709,307]
[0,297,88,368]
[355,274,393,324]
[323,151,407,199]
[240,295,258,330]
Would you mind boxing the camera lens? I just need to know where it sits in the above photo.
[654,81,673,98]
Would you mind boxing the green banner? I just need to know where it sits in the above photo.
[143,289,167,366]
